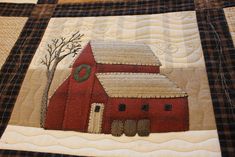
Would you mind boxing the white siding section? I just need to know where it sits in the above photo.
[87,103,104,134]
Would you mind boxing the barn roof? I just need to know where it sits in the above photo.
[96,73,187,98]
[90,40,161,66]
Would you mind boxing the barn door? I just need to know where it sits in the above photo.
[87,103,104,133]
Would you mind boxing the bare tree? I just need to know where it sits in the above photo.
[40,31,84,127]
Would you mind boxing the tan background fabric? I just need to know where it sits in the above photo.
[0,17,27,68]
[9,69,71,127]
[224,7,235,44]
[0,0,37,3]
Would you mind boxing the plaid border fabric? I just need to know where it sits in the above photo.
[0,3,35,17]
[0,17,51,136]
[224,0,235,8]
[38,0,58,4]
[0,0,235,157]
[0,3,56,137]
[0,149,85,157]
[196,9,235,156]
[194,0,223,10]
[53,0,195,17]
[30,4,57,18]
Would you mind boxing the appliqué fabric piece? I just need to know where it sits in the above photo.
[111,120,124,137]
[74,64,92,83]
[45,40,189,135]
[87,103,104,134]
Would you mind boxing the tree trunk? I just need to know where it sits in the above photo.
[40,60,59,128]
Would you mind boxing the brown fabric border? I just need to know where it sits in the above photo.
[195,0,223,10]
[0,3,35,17]
[196,8,235,156]
[0,149,87,157]
[37,0,58,4]
[0,4,56,137]
[223,0,235,8]
[52,0,195,17]
[0,17,51,136]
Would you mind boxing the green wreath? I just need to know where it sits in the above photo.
[74,64,91,83]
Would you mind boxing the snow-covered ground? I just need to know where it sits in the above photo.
[0,125,221,157]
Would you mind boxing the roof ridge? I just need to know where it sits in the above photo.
[90,40,162,66]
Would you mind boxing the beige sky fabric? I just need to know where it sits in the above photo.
[30,12,204,69]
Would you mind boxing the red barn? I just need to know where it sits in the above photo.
[45,40,189,136]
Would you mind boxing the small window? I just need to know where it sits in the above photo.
[95,106,100,112]
[119,104,126,111]
[141,104,149,111]
[164,104,172,111]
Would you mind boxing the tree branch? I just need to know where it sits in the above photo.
[40,30,84,73]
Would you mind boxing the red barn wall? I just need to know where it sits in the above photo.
[84,76,109,130]
[45,78,70,130]
[62,43,97,132]
[103,97,189,133]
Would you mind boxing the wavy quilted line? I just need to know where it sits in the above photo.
[2,130,219,145]
[0,141,220,153]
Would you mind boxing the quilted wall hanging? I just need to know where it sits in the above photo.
[0,0,234,157]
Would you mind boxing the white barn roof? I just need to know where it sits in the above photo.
[96,73,187,98]
[90,40,161,66]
